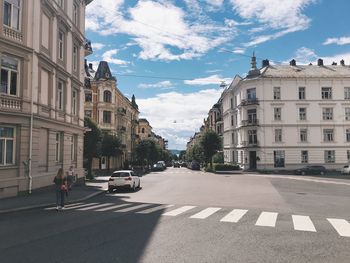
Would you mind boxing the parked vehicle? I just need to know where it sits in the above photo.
[191,161,200,170]
[153,163,165,171]
[294,165,326,175]
[173,162,180,168]
[108,170,140,192]
[180,162,187,168]
[340,165,350,175]
[157,161,166,170]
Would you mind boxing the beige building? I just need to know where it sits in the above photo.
[0,0,93,198]
[223,55,350,170]
[138,118,152,140]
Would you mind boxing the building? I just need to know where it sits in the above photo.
[138,118,152,140]
[84,60,139,170]
[223,55,350,170]
[0,0,93,198]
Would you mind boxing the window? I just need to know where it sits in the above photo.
[301,151,308,163]
[345,87,350,100]
[234,114,237,126]
[0,127,15,165]
[247,109,257,123]
[85,110,92,118]
[71,135,76,161]
[73,3,78,25]
[299,108,306,120]
[321,87,332,99]
[0,55,18,96]
[72,89,77,115]
[324,150,335,163]
[298,87,305,100]
[274,150,285,168]
[103,90,112,103]
[58,31,65,60]
[346,108,350,121]
[57,81,64,111]
[55,132,62,162]
[231,115,234,126]
[346,129,350,142]
[231,132,234,144]
[230,98,233,109]
[3,0,21,30]
[141,128,145,133]
[274,129,282,142]
[273,87,280,100]
[57,0,64,8]
[73,45,78,72]
[274,108,281,121]
[248,130,257,144]
[103,111,111,123]
[323,129,334,142]
[234,96,237,107]
[247,88,256,100]
[300,129,308,142]
[85,92,92,102]
[322,108,333,120]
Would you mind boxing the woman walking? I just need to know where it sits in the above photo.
[54,168,68,211]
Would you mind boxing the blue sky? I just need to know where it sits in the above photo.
[86,0,350,150]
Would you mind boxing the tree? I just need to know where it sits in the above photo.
[101,133,122,170]
[84,117,102,179]
[179,150,186,161]
[200,131,222,169]
[186,143,204,163]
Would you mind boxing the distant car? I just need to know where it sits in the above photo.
[108,170,140,192]
[191,161,200,171]
[157,161,166,170]
[173,162,180,168]
[153,163,165,171]
[341,165,350,175]
[180,162,187,168]
[294,165,326,175]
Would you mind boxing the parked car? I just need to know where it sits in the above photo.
[108,170,140,192]
[173,162,180,168]
[191,161,200,170]
[157,161,166,170]
[153,163,165,171]
[180,162,187,168]
[294,165,326,175]
[340,165,350,175]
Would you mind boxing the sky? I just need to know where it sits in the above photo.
[85,0,350,150]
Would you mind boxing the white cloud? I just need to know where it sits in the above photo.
[205,0,224,7]
[184,75,232,86]
[91,42,106,51]
[233,48,245,54]
[138,81,174,89]
[137,89,223,149]
[101,49,129,65]
[323,36,350,46]
[224,18,251,27]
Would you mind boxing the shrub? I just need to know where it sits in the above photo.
[213,163,240,171]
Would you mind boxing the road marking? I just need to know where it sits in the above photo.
[255,212,278,227]
[44,202,84,210]
[292,215,316,232]
[63,203,99,210]
[327,218,350,237]
[220,209,248,223]
[114,203,152,212]
[190,207,221,219]
[95,203,132,212]
[77,203,114,211]
[137,204,174,214]
[163,206,196,216]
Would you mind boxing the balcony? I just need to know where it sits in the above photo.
[241,119,259,127]
[0,96,22,111]
[117,107,127,115]
[239,98,259,107]
[3,27,23,43]
[241,141,259,147]
[84,38,93,56]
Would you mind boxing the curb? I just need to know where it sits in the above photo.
[0,189,106,215]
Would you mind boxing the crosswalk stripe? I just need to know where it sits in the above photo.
[77,203,114,211]
[190,207,221,219]
[292,215,316,232]
[44,202,84,210]
[327,218,350,237]
[163,206,196,216]
[114,204,152,212]
[63,203,99,210]
[220,209,248,223]
[95,203,132,212]
[137,204,174,214]
[255,212,278,227]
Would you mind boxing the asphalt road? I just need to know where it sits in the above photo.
[1,167,350,263]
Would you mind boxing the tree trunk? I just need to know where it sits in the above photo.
[87,157,93,179]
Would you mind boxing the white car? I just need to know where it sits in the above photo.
[108,170,141,192]
[340,165,350,175]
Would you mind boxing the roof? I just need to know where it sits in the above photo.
[94,61,116,81]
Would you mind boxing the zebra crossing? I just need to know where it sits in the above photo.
[44,202,350,237]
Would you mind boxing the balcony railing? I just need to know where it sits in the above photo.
[241,141,259,147]
[0,96,22,111]
[84,38,93,56]
[239,98,259,107]
[3,27,23,42]
[241,119,259,127]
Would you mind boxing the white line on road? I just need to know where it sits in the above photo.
[114,203,152,212]
[77,203,114,211]
[292,215,316,232]
[163,206,196,216]
[220,209,248,223]
[255,212,278,227]
[137,204,174,214]
[44,202,84,210]
[63,203,100,210]
[95,203,132,212]
[190,207,221,219]
[327,218,350,237]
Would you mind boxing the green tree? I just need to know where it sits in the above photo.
[186,143,204,163]
[101,133,122,170]
[179,150,186,161]
[84,117,102,179]
[200,131,222,169]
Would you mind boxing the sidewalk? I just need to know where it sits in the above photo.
[0,178,109,214]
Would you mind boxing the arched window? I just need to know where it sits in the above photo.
[141,128,145,133]
[103,90,111,103]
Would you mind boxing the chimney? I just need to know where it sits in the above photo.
[262,59,269,67]
[289,59,296,66]
[89,63,93,70]
[317,58,324,66]
[340,59,345,66]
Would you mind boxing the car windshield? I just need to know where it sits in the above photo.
[111,172,130,177]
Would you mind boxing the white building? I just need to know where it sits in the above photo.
[223,56,350,170]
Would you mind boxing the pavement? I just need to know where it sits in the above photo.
[0,178,108,214]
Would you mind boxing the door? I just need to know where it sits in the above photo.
[249,151,257,170]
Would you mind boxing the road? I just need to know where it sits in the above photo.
[1,167,350,263]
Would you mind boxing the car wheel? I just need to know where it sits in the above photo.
[301,171,305,176]
[131,183,136,192]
